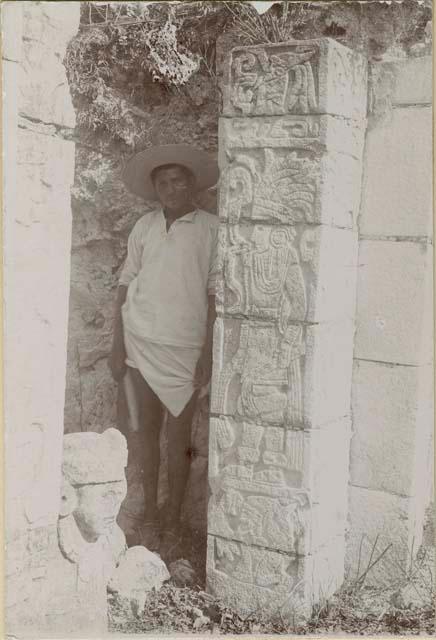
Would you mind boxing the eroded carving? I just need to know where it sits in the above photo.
[214,322,305,426]
[220,148,317,224]
[230,46,318,116]
[209,418,309,554]
[207,537,308,621]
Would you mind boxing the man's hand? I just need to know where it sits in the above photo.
[194,344,213,389]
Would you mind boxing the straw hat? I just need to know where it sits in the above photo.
[122,143,219,200]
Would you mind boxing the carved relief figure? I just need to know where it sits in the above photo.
[230,46,318,116]
[221,149,317,225]
[225,225,307,328]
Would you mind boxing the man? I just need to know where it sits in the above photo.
[109,144,219,561]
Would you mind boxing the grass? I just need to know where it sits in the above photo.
[108,533,435,636]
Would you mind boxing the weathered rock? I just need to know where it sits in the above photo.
[109,545,170,615]
[169,558,197,587]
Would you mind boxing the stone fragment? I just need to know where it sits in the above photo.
[109,546,170,614]
[351,360,434,496]
[222,39,367,120]
[360,107,432,237]
[168,558,197,586]
[354,240,433,365]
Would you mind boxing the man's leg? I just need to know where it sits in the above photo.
[165,390,199,529]
[128,366,163,525]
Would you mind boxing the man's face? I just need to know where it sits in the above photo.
[152,165,195,212]
[73,478,127,542]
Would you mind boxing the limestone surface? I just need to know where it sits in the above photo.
[351,361,434,497]
[360,107,432,238]
[354,240,433,365]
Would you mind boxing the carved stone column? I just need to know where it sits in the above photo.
[208,39,367,621]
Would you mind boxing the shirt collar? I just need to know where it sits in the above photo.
[159,206,197,223]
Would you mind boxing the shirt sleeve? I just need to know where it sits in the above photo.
[118,218,145,287]
[207,220,220,296]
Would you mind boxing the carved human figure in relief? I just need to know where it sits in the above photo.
[231,47,318,116]
[225,226,307,330]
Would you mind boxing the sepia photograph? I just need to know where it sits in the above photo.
[2,0,434,637]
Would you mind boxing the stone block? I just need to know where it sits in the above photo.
[390,57,432,106]
[218,145,363,230]
[208,416,350,554]
[18,39,76,127]
[354,240,433,365]
[217,223,358,324]
[345,485,423,586]
[222,39,367,120]
[211,317,354,428]
[207,535,345,623]
[351,360,434,496]
[23,2,81,56]
[304,320,355,428]
[360,107,432,237]
[2,2,23,62]
[206,535,310,622]
[219,114,366,158]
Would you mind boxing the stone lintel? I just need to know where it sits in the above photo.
[222,38,367,120]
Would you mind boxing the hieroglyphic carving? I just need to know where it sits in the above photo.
[229,46,318,116]
[221,116,321,150]
[209,417,308,554]
[220,148,318,224]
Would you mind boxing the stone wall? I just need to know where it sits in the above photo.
[2,1,81,634]
[346,55,433,585]
[207,38,367,621]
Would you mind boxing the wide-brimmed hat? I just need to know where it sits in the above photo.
[122,144,219,200]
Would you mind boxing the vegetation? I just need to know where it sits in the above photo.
[64,1,431,148]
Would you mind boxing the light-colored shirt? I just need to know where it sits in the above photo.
[119,207,219,349]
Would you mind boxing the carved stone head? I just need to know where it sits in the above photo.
[60,428,128,543]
